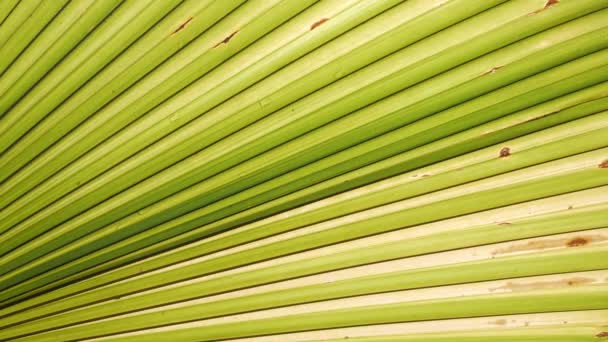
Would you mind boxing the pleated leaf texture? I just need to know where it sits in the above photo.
[0,0,608,341]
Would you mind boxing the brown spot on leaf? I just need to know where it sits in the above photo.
[492,319,507,325]
[599,160,608,168]
[483,65,504,75]
[499,147,511,158]
[596,332,608,338]
[496,222,512,226]
[567,237,588,247]
[491,277,594,292]
[492,234,605,255]
[528,0,559,15]
[172,17,193,35]
[214,31,238,48]
[310,18,329,30]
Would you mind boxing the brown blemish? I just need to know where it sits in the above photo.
[172,17,193,35]
[599,160,608,168]
[420,174,431,178]
[492,319,507,325]
[496,222,512,226]
[492,234,605,255]
[544,0,559,8]
[566,237,588,247]
[310,18,329,30]
[499,147,511,158]
[214,31,238,48]
[483,65,504,76]
[596,332,608,338]
[490,277,594,292]
[528,0,559,15]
